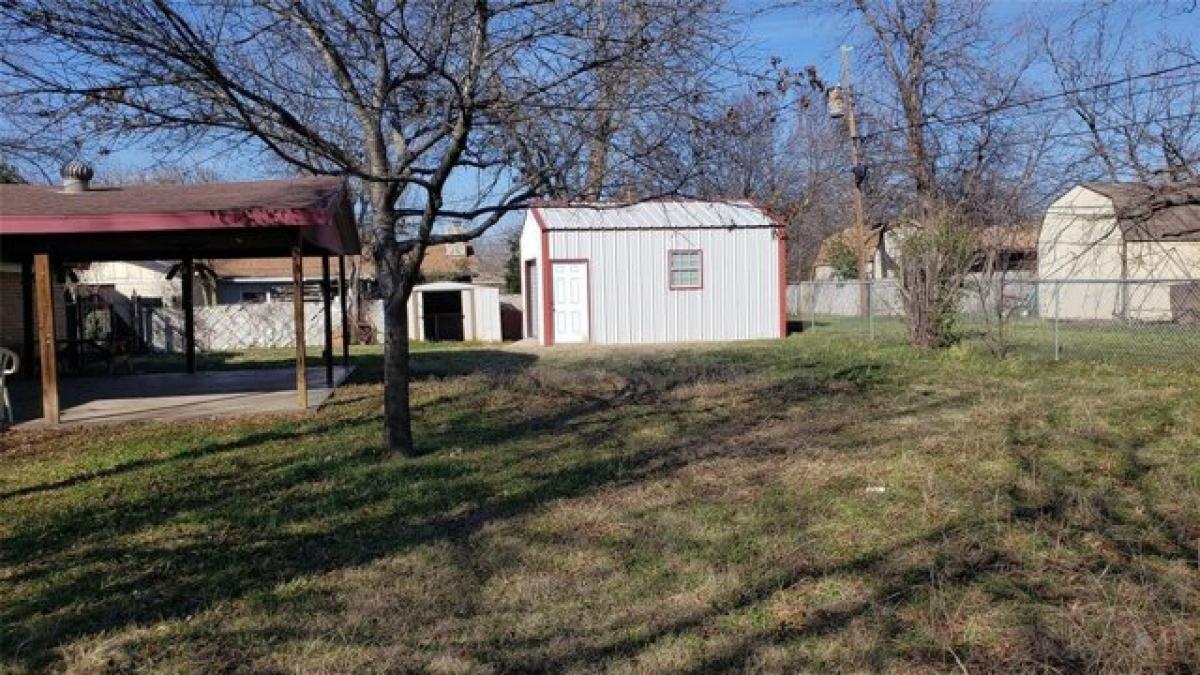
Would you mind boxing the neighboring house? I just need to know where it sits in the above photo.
[812,227,893,280]
[519,199,786,345]
[74,258,211,312]
[812,223,1037,281]
[209,243,476,304]
[1038,182,1200,321]
[974,224,1040,274]
[209,257,343,304]
[0,263,68,354]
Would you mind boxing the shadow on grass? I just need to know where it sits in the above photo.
[1,344,891,669]
[4,343,1194,672]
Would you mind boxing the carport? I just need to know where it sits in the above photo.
[0,170,359,426]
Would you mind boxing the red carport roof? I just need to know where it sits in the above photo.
[0,176,360,262]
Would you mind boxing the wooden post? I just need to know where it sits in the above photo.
[321,255,333,387]
[292,248,307,409]
[182,258,196,373]
[839,46,870,318]
[33,254,59,424]
[338,254,350,367]
[20,261,34,375]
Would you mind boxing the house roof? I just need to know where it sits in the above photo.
[531,199,779,231]
[814,222,1039,267]
[814,227,882,267]
[0,176,359,261]
[209,256,354,281]
[977,223,1040,252]
[207,243,473,281]
[1080,181,1200,242]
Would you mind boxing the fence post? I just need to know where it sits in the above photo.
[809,283,816,334]
[867,280,875,340]
[1053,281,1061,362]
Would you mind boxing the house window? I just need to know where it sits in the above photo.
[669,250,702,289]
[241,290,267,303]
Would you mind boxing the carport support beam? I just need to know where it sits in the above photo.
[293,247,307,409]
[34,254,59,424]
[338,255,350,367]
[182,257,195,373]
[21,261,34,376]
[321,255,333,387]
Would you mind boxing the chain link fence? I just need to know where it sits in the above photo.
[789,278,1200,365]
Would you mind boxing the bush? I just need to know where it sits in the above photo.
[827,237,860,281]
[897,207,978,349]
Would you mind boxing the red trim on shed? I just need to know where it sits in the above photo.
[532,208,555,346]
[777,226,788,338]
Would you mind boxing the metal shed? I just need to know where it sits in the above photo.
[519,200,787,345]
[407,281,502,342]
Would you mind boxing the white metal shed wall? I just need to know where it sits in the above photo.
[518,216,543,340]
[548,226,781,343]
[471,285,502,341]
[406,282,503,342]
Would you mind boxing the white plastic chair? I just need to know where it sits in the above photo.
[0,347,18,427]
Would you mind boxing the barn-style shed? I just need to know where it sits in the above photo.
[519,200,786,345]
[1038,182,1200,321]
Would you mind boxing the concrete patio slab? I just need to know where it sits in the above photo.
[8,366,353,429]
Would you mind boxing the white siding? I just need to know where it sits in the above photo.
[518,212,544,342]
[472,285,502,341]
[1038,186,1123,320]
[76,261,193,305]
[548,226,781,344]
[406,282,503,342]
[1038,185,1200,321]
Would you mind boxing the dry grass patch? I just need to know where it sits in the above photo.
[2,339,1199,673]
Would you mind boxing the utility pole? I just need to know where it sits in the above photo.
[829,45,870,317]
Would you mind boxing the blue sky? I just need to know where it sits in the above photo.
[62,0,1200,232]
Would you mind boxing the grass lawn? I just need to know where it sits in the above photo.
[802,314,1200,365]
[1,336,1198,673]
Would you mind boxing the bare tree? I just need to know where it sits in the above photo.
[682,71,850,280]
[0,0,734,455]
[1039,2,1200,183]
[817,0,1042,347]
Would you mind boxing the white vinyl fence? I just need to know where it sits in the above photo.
[142,301,383,352]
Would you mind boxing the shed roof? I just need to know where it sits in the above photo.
[531,199,778,231]
[414,281,481,292]
[0,176,359,262]
[1079,182,1200,242]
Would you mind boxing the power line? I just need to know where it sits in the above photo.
[863,110,1200,169]
[860,60,1200,140]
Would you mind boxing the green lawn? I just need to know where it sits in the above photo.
[1,337,1198,673]
[801,314,1200,365]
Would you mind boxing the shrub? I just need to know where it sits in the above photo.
[897,206,978,349]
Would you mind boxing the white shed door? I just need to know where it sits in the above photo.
[552,261,588,343]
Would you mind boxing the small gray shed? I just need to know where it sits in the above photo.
[407,281,502,342]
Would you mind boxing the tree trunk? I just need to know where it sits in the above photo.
[383,293,415,455]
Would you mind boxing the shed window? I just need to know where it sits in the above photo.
[669,250,702,289]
